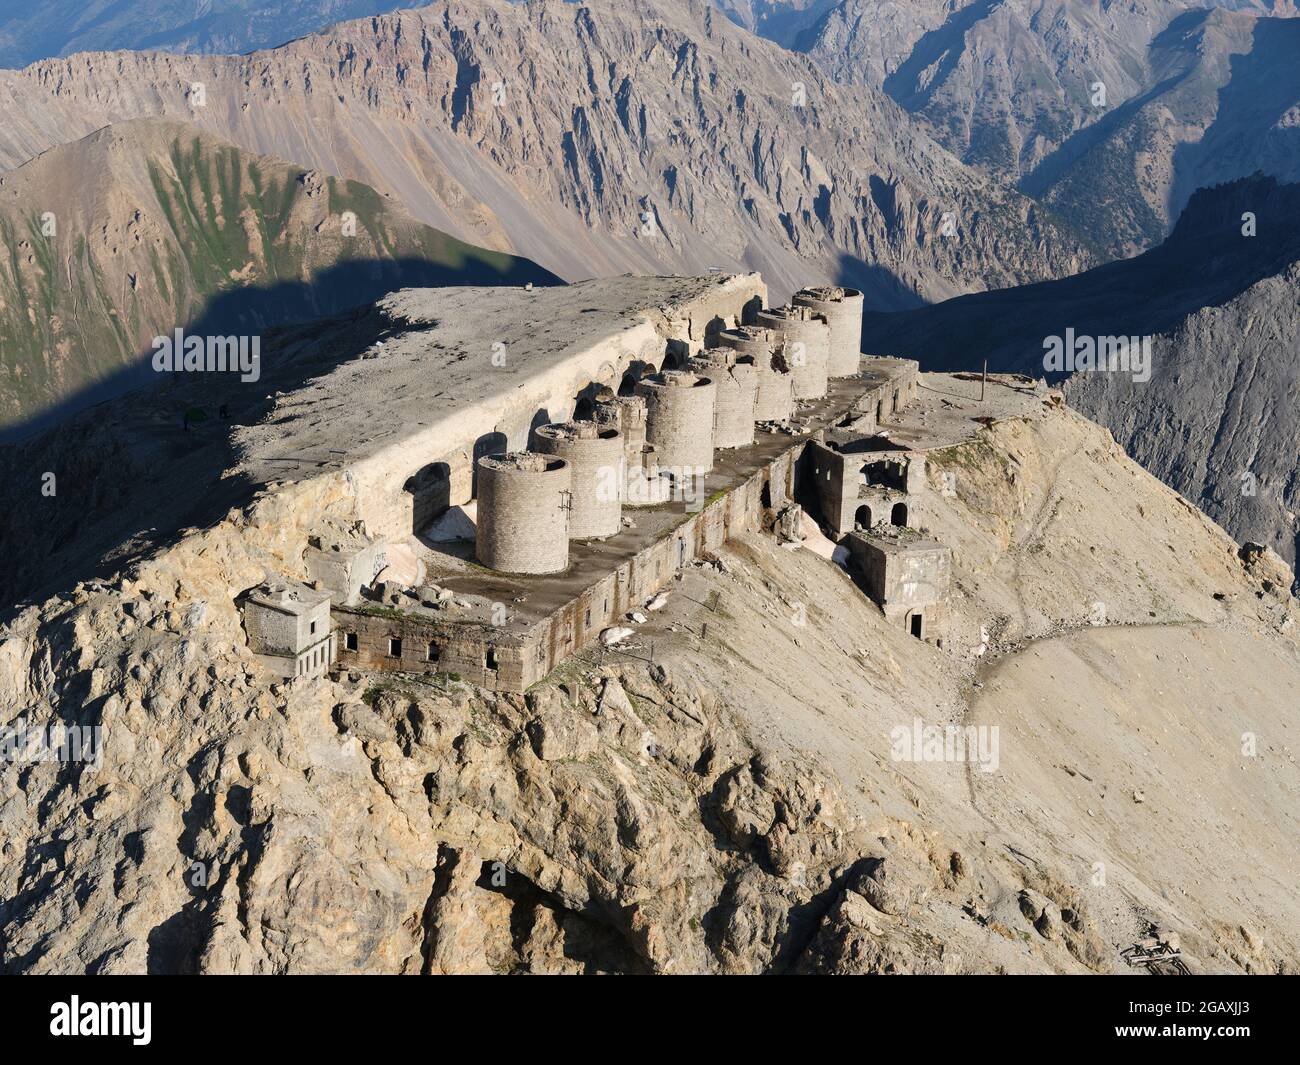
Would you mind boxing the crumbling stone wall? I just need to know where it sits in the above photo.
[636,371,717,473]
[593,391,671,507]
[805,441,857,535]
[333,608,535,691]
[757,306,830,400]
[717,325,794,422]
[860,357,920,423]
[304,523,387,605]
[689,349,758,449]
[350,274,767,540]
[334,447,799,693]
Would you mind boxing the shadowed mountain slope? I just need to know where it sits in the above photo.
[862,174,1300,569]
[0,117,557,431]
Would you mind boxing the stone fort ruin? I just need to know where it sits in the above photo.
[238,276,964,692]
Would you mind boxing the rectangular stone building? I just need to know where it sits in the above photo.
[805,434,926,537]
[240,581,335,679]
[845,530,951,643]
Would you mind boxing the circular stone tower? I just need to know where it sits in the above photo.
[475,452,571,574]
[635,370,716,473]
[593,390,672,507]
[717,326,794,422]
[793,286,863,378]
[594,390,646,467]
[756,305,830,400]
[533,421,623,539]
[688,349,757,448]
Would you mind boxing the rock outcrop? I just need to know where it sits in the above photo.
[3,343,1297,972]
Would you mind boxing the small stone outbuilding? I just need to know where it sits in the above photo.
[241,580,335,678]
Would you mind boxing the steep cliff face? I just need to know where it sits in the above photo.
[1063,261,1300,578]
[740,0,1300,256]
[0,0,1092,305]
[861,175,1300,572]
[1,340,1296,972]
[1022,7,1300,256]
[808,0,1170,182]
[0,117,556,432]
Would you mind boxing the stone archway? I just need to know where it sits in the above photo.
[855,504,872,529]
[891,502,908,527]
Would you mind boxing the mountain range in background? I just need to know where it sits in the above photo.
[0,1,414,69]
[0,1,1294,279]
[0,117,556,435]
[720,0,1300,256]
[0,0,1093,310]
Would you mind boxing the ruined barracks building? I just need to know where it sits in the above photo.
[240,276,954,692]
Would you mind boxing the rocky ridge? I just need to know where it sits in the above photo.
[1,346,1296,972]
[861,174,1300,574]
[737,0,1300,255]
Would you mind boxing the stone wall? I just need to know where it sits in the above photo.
[241,586,332,657]
[253,634,336,681]
[689,350,757,449]
[716,326,793,422]
[804,441,856,535]
[334,446,800,693]
[333,608,536,692]
[863,357,921,423]
[348,274,766,539]
[846,533,952,643]
[636,371,717,474]
[304,526,387,606]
